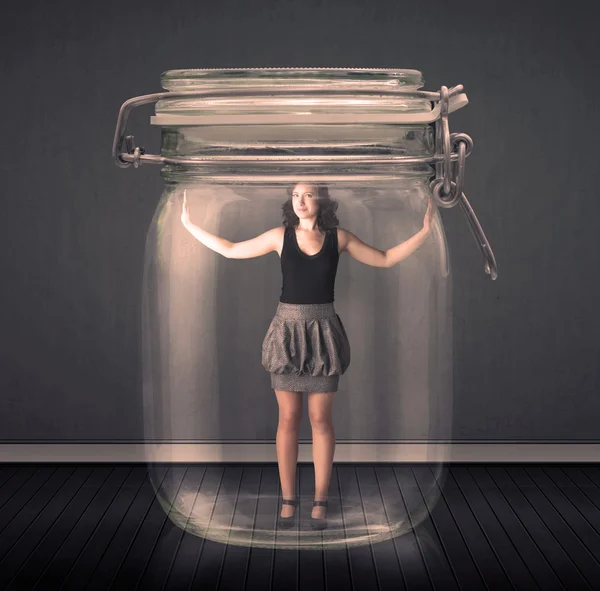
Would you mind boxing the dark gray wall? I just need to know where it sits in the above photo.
[1,0,598,441]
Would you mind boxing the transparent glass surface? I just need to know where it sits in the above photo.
[140,69,453,549]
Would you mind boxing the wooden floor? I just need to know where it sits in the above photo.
[0,464,599,590]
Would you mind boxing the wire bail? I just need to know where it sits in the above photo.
[112,80,497,279]
[429,87,497,279]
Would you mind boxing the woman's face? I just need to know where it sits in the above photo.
[292,183,319,219]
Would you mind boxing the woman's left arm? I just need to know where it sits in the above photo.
[385,197,433,267]
[384,226,431,267]
[343,197,433,268]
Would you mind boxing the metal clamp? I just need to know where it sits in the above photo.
[113,83,497,279]
[112,86,468,169]
[113,92,166,169]
[429,86,497,280]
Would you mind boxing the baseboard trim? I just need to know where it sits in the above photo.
[1,442,599,463]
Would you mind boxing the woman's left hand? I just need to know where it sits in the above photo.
[423,197,434,234]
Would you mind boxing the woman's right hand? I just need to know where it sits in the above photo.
[181,190,190,225]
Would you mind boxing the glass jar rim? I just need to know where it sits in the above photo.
[160,68,425,90]
[154,68,437,123]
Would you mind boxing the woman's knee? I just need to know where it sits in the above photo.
[308,414,333,430]
[275,389,302,428]
[307,392,334,428]
[278,414,302,430]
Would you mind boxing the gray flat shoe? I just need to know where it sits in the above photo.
[278,498,298,529]
[310,499,328,530]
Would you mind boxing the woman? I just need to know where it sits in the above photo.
[181,183,433,530]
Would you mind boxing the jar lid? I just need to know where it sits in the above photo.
[160,68,425,90]
[150,68,468,126]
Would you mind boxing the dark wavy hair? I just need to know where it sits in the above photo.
[281,182,340,231]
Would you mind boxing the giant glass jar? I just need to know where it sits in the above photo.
[113,68,496,549]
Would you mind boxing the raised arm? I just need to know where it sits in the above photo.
[183,222,281,260]
[181,191,281,259]
[340,197,433,268]
[227,227,283,259]
[339,228,388,268]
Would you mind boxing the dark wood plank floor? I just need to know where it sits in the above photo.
[0,463,599,590]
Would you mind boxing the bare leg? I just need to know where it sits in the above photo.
[275,389,303,517]
[308,391,335,519]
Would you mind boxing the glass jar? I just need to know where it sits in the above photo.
[114,68,496,549]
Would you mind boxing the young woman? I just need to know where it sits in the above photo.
[181,183,433,530]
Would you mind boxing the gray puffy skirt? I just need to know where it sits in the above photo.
[261,302,351,393]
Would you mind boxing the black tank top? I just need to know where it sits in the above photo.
[279,226,340,304]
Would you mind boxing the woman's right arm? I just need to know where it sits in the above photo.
[183,221,281,259]
[226,226,283,259]
[181,191,281,259]
[182,220,235,258]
